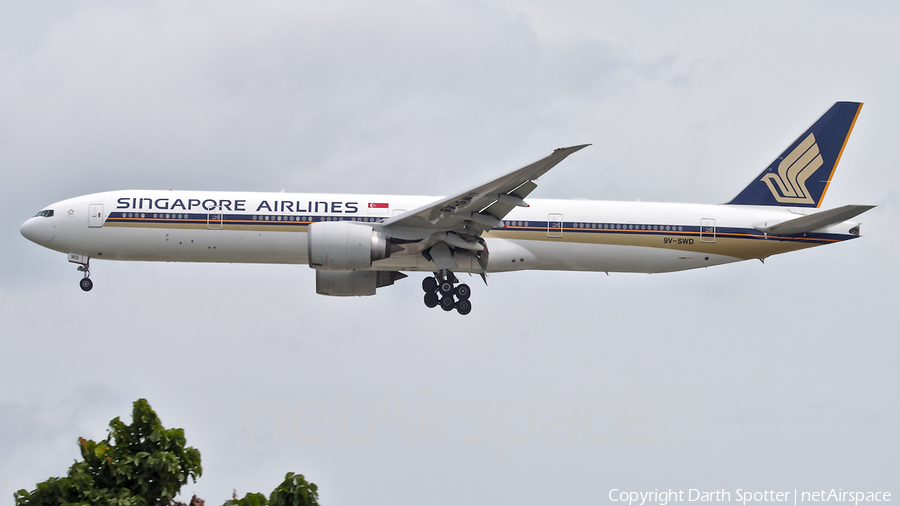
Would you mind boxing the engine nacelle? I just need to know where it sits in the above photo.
[307,221,394,270]
[316,270,407,296]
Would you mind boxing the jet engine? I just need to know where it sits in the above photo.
[307,221,397,270]
[316,270,407,296]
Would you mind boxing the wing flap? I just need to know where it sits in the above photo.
[478,180,542,223]
[509,180,538,200]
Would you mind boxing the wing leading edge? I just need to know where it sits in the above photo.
[381,144,590,238]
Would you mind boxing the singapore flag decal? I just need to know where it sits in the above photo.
[368,202,389,214]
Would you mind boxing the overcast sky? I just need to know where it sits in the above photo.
[1,1,897,505]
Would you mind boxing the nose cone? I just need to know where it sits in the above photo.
[20,218,38,243]
[21,217,54,247]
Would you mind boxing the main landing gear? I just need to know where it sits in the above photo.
[422,270,471,315]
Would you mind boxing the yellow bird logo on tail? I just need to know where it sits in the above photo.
[760,133,824,205]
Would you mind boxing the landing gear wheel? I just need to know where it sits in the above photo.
[79,278,93,292]
[440,295,455,311]
[428,270,473,315]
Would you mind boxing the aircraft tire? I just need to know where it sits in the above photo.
[456,299,472,315]
[79,278,93,292]
[440,295,455,311]
[422,277,438,293]
[424,292,439,308]
[439,280,454,295]
[454,283,471,300]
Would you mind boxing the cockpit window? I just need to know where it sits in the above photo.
[34,210,54,218]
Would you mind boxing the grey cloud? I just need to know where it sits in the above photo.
[2,1,898,505]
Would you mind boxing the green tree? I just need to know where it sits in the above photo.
[226,473,320,506]
[223,492,268,506]
[15,398,202,506]
[268,473,319,506]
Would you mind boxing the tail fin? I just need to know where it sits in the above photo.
[727,102,862,208]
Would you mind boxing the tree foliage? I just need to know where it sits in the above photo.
[226,473,320,506]
[223,492,268,506]
[16,399,318,505]
[15,399,202,506]
[269,473,319,506]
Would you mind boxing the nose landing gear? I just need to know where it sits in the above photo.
[422,270,471,315]
[70,255,93,291]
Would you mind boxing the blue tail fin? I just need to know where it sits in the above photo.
[727,102,862,208]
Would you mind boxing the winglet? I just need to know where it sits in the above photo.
[727,102,863,208]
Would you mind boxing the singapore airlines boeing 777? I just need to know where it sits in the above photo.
[21,102,873,315]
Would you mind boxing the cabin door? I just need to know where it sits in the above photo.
[548,213,563,238]
[88,204,103,228]
[207,206,223,230]
[700,218,716,243]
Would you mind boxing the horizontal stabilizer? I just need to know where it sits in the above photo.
[754,204,875,235]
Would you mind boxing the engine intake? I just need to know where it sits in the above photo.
[307,221,396,270]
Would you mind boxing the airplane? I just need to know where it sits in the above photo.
[21,102,873,315]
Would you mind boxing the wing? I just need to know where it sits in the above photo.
[381,144,590,239]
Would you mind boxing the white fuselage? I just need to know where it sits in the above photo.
[20,190,861,275]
